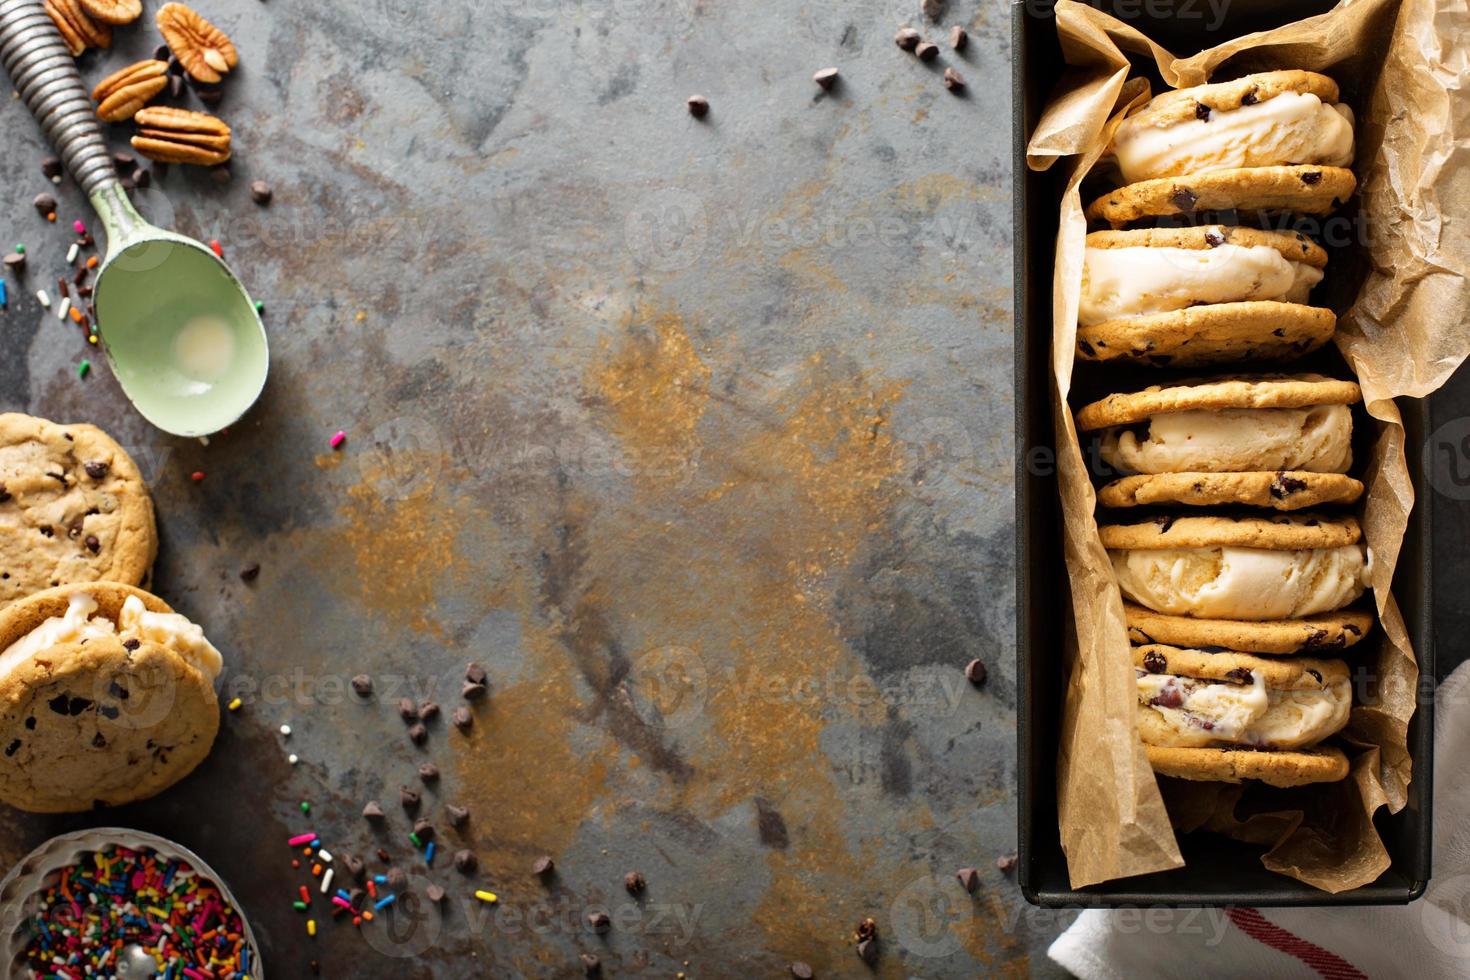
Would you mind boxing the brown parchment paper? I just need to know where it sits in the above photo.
[1026,0,1470,890]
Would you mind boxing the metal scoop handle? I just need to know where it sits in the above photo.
[0,0,120,198]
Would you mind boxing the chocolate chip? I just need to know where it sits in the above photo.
[1242,89,1259,105]
[580,953,602,976]
[1273,328,1286,337]
[964,658,987,686]
[376,847,391,863]
[686,95,709,118]
[398,698,419,722]
[915,41,939,62]
[1225,667,1254,685]
[1204,230,1225,247]
[453,707,473,730]
[344,853,366,877]
[208,162,230,183]
[408,722,428,744]
[587,910,611,933]
[153,43,171,61]
[4,739,19,757]
[454,849,477,873]
[48,695,69,715]
[1077,340,1095,357]
[363,800,385,821]
[108,680,129,699]
[1345,624,1362,636]
[790,963,814,980]
[99,704,119,720]
[413,817,435,840]
[533,855,555,876]
[425,883,446,903]
[41,156,62,179]
[351,674,373,697]
[387,867,407,892]
[855,917,877,942]
[249,180,273,205]
[3,253,26,273]
[1301,171,1323,185]
[68,696,93,715]
[122,638,140,651]
[1194,102,1211,120]
[1170,187,1198,212]
[813,67,839,90]
[400,787,421,810]
[943,67,966,92]
[856,938,879,964]
[624,870,646,894]
[1270,473,1309,498]
[133,168,151,189]
[996,853,1018,873]
[92,732,107,748]
[418,762,439,782]
[955,867,980,893]
[894,28,920,50]
[1142,650,1168,674]
[24,717,35,730]
[33,192,57,217]
[445,803,469,826]
[418,700,440,722]
[111,152,136,175]
[239,562,260,581]
[0,485,9,503]
[462,681,487,701]
[84,535,100,553]
[1154,515,1177,533]
[465,662,488,685]
[83,460,109,479]
[950,25,967,50]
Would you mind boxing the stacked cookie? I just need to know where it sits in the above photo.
[0,413,221,811]
[1074,71,1372,789]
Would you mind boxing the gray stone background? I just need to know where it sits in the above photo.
[2,0,1466,977]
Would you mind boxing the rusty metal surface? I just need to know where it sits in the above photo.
[0,1,1070,976]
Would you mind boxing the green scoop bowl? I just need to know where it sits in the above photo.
[0,0,268,437]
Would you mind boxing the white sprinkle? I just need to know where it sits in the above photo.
[36,289,51,309]
[198,435,210,447]
[51,175,61,185]
[66,243,78,264]
[56,296,70,321]
[320,867,335,894]
[288,753,299,765]
[280,724,292,736]
[317,848,333,863]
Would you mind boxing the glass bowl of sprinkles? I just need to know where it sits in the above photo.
[0,828,263,979]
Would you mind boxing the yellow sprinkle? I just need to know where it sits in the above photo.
[227,698,242,712]
[354,310,367,323]
[307,919,317,937]
[473,890,498,904]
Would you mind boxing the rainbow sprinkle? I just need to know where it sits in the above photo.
[23,845,251,978]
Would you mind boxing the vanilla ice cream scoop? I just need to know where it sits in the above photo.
[1101,404,1352,474]
[1111,544,1369,620]
[1136,669,1350,749]
[1080,242,1323,326]
[1113,90,1355,184]
[0,591,222,682]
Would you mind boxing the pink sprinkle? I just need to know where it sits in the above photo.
[329,430,346,450]
[73,220,85,234]
[287,832,317,847]
[332,896,353,910]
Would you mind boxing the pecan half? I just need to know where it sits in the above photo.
[156,3,238,84]
[45,0,112,56]
[79,0,141,25]
[131,107,231,166]
[92,60,168,122]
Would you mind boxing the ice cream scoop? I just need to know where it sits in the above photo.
[0,0,267,437]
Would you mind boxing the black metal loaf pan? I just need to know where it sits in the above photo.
[1013,0,1434,907]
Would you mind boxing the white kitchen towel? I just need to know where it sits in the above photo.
[1048,661,1470,980]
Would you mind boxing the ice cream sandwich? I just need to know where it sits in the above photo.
[1134,644,1352,787]
[1086,70,1357,226]
[0,583,222,812]
[1077,226,1333,366]
[1077,374,1364,509]
[1103,514,1369,622]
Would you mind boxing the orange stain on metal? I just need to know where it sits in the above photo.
[592,306,712,482]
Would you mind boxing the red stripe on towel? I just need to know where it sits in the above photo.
[1226,907,1367,980]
